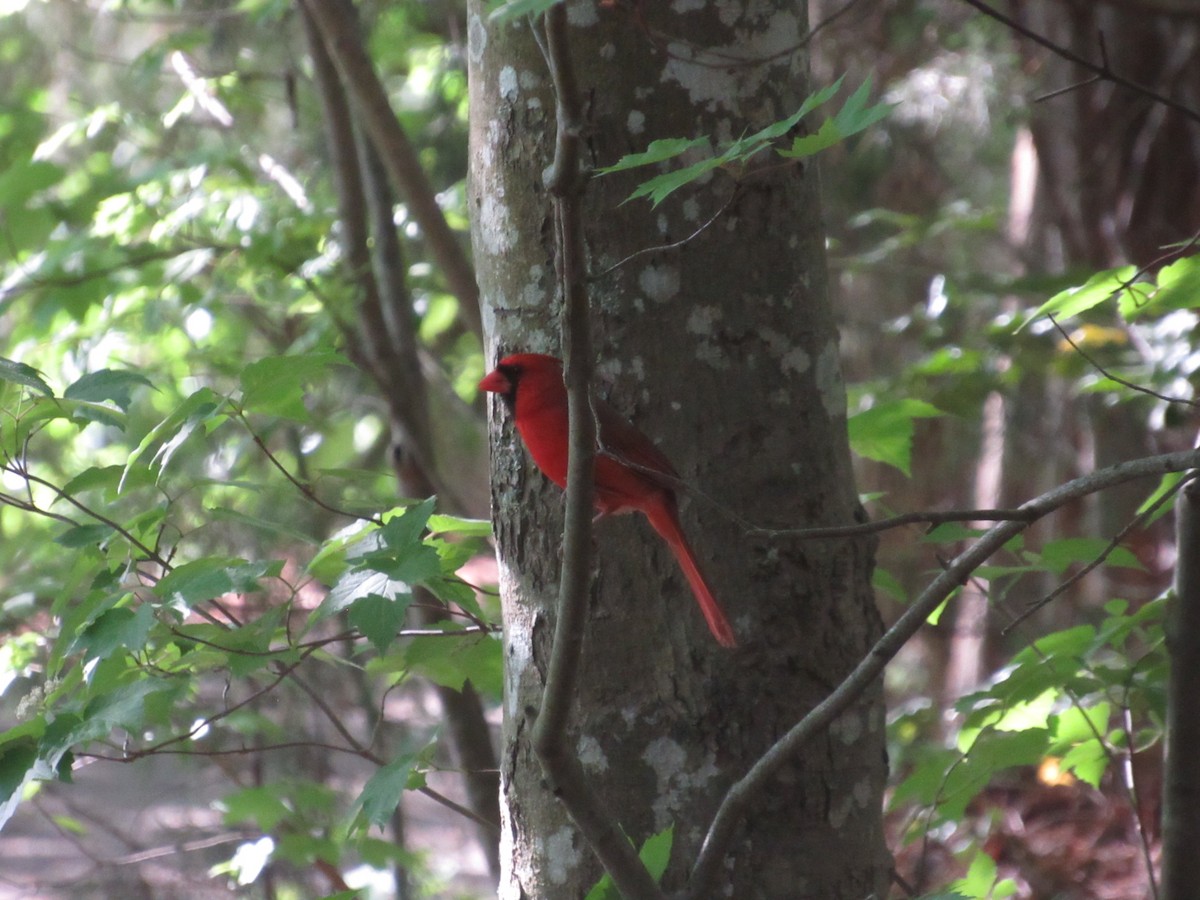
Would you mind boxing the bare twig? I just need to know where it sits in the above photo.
[243,414,384,526]
[1005,471,1194,632]
[1049,314,1200,408]
[117,649,318,759]
[82,741,500,834]
[1120,703,1161,900]
[956,0,1200,126]
[15,466,168,564]
[524,6,665,899]
[591,188,741,280]
[298,0,482,340]
[592,446,1041,538]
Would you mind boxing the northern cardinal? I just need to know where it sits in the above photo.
[479,353,737,647]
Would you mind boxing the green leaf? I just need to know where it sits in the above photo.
[63,369,154,411]
[61,464,154,499]
[221,785,292,831]
[424,574,490,627]
[890,744,960,809]
[76,605,155,661]
[1138,472,1185,523]
[273,832,340,868]
[338,500,443,589]
[779,77,892,159]
[585,826,674,900]
[59,398,129,430]
[1124,254,1200,319]
[401,633,503,695]
[923,523,987,543]
[596,137,711,175]
[780,117,846,159]
[352,753,416,832]
[926,594,953,626]
[949,850,999,899]
[0,737,39,830]
[959,688,1056,742]
[154,557,277,608]
[937,729,1049,821]
[832,76,893,134]
[1058,737,1109,788]
[625,156,725,207]
[49,679,175,752]
[348,594,413,654]
[0,159,64,207]
[239,351,345,422]
[377,498,437,547]
[639,825,673,881]
[601,78,879,207]
[1017,624,1096,661]
[316,569,414,624]
[848,399,943,476]
[1051,702,1111,745]
[735,77,845,150]
[1020,266,1139,329]
[1035,537,1142,574]
[121,387,225,490]
[361,542,443,584]
[54,523,116,548]
[0,357,53,396]
[427,513,494,538]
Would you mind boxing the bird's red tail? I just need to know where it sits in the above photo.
[645,501,737,648]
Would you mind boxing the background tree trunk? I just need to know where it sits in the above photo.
[468,2,889,896]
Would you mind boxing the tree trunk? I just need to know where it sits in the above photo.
[468,3,889,896]
[1163,479,1200,900]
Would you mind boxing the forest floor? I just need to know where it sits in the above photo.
[4,757,1162,899]
[890,763,1161,900]
[0,705,496,899]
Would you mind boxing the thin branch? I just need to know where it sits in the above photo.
[243,414,384,526]
[103,832,252,867]
[168,626,358,656]
[1005,471,1194,632]
[82,742,501,834]
[298,0,482,341]
[1111,225,1200,317]
[633,0,869,71]
[118,649,318,759]
[989,574,1155,887]
[1049,314,1200,408]
[81,741,362,762]
[687,448,1200,896]
[956,0,1200,126]
[0,243,225,306]
[1033,75,1101,104]
[16,466,167,564]
[526,6,665,900]
[417,785,502,835]
[591,188,741,280]
[591,446,1040,538]
[1121,703,1161,900]
[288,667,380,759]
[0,489,79,527]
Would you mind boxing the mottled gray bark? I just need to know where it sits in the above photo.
[468,2,889,897]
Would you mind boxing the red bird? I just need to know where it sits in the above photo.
[479,353,737,647]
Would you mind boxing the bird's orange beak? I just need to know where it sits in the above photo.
[478,369,510,394]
